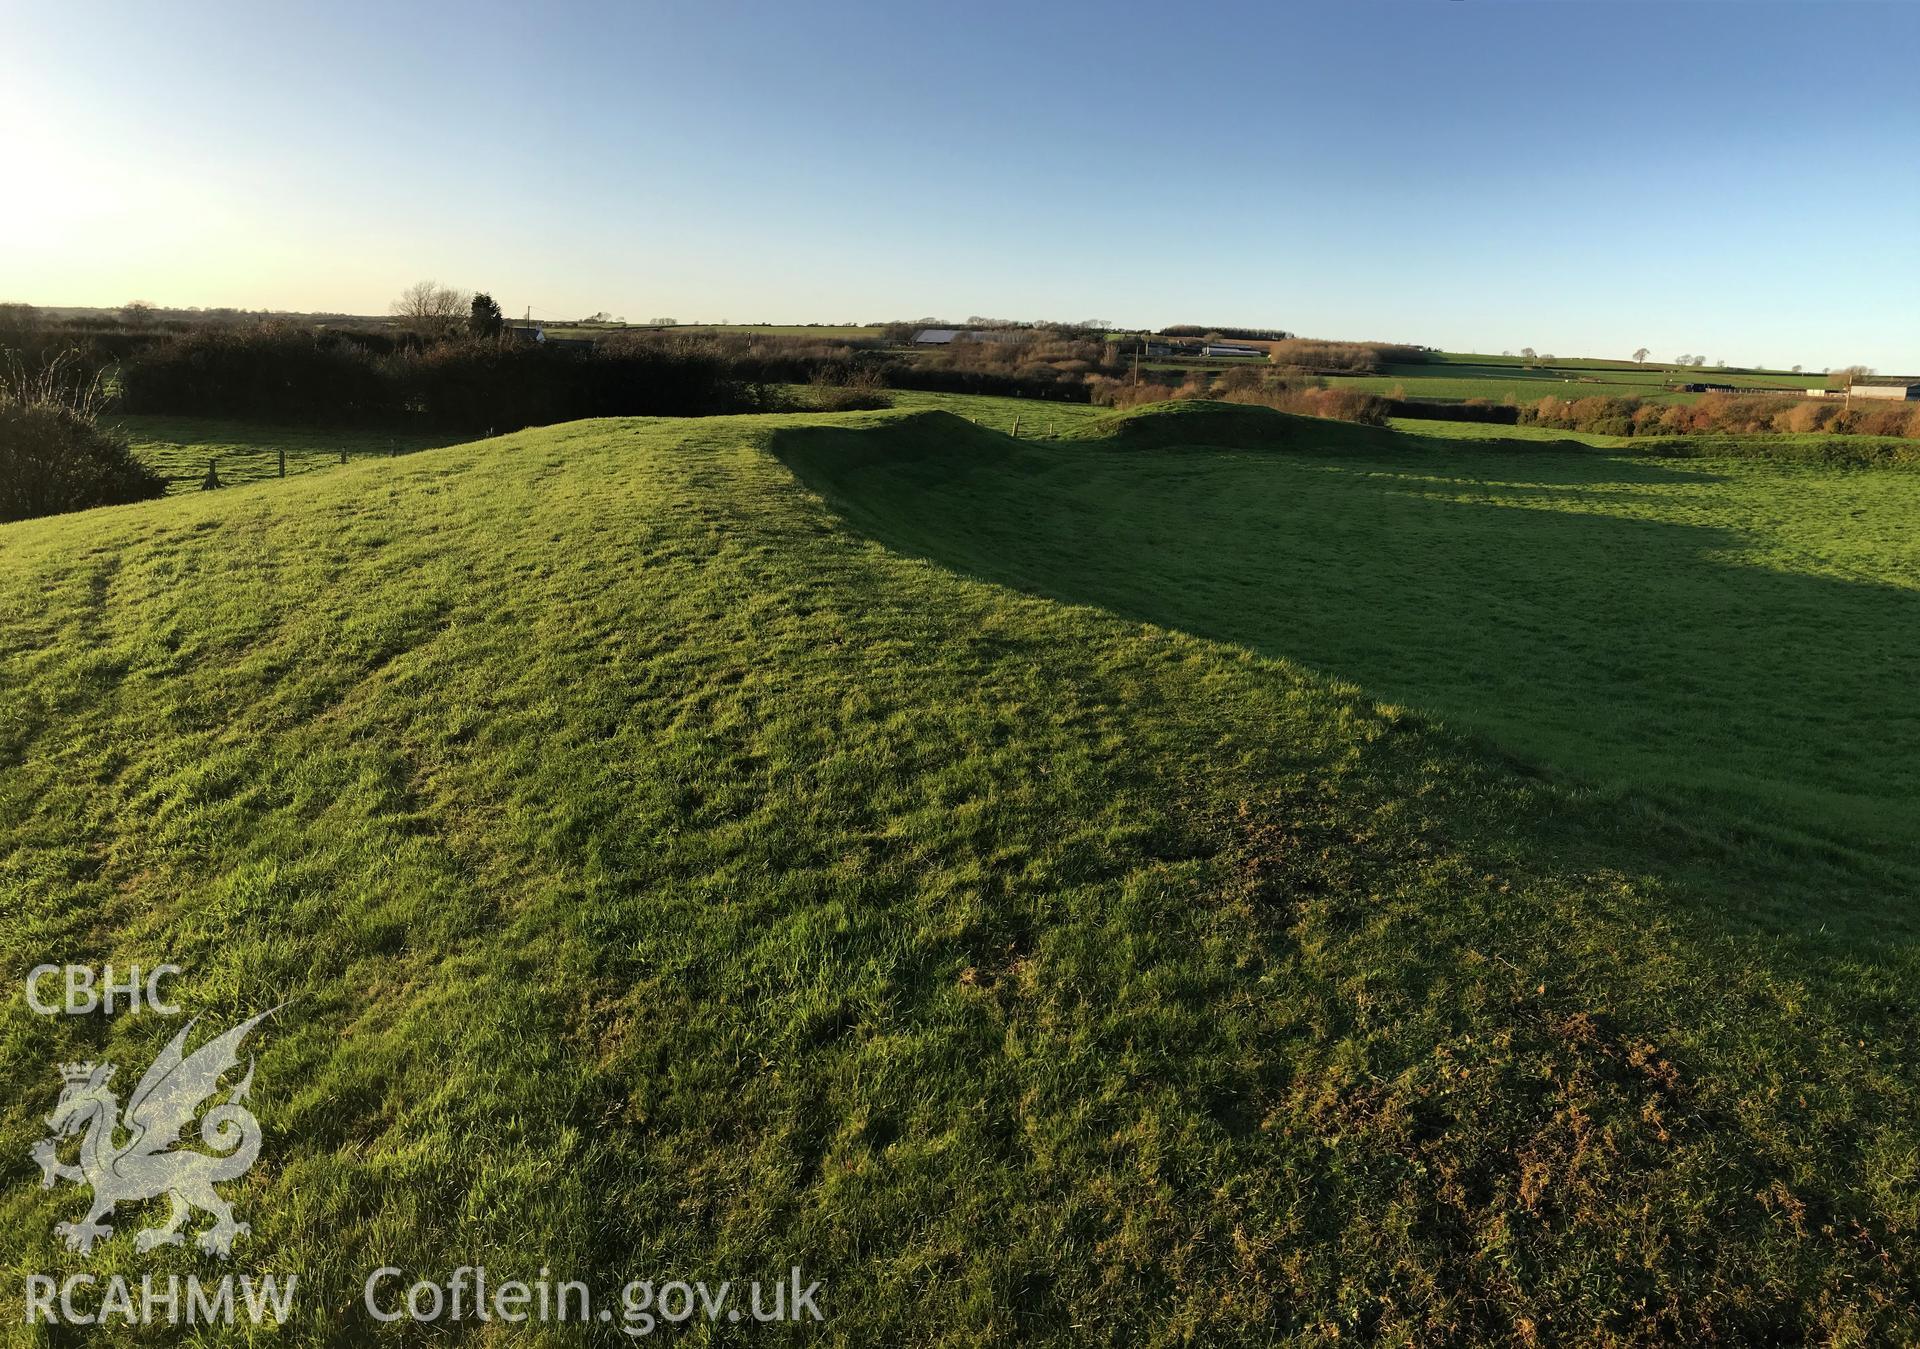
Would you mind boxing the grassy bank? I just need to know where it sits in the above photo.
[3,405,1916,1342]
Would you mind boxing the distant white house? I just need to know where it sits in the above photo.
[1849,380,1920,401]
[1202,343,1264,359]
[914,328,959,345]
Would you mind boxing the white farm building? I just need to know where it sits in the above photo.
[1848,380,1920,401]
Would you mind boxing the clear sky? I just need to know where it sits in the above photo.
[5,0,1917,370]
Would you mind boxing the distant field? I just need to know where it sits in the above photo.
[1395,416,1920,460]
[114,415,470,493]
[1330,358,1816,405]
[1358,383,1801,405]
[673,324,883,338]
[510,323,886,341]
[1333,373,1693,404]
[1391,416,1634,447]
[1120,344,1825,405]
[1423,351,1817,384]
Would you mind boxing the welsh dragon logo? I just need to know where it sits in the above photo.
[31,1010,275,1258]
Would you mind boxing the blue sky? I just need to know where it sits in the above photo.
[5,0,1917,370]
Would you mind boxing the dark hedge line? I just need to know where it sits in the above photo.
[400,340,757,432]
[116,328,762,431]
[1158,325,1295,340]
[1386,399,1520,424]
[119,328,394,421]
[886,365,1092,402]
[112,327,1090,425]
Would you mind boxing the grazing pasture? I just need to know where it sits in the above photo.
[3,402,1916,1342]
[1326,357,1817,405]
[884,388,1109,435]
[113,415,470,492]
[1110,342,1827,408]
[1393,415,1920,462]
[789,402,1920,863]
[672,324,884,338]
[1332,373,1702,403]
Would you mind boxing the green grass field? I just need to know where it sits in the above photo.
[4,402,1917,1342]
[884,389,1107,436]
[1392,415,1634,447]
[1424,352,1811,380]
[799,403,1920,860]
[1328,358,1817,406]
[678,324,884,338]
[1124,345,1826,406]
[113,416,471,493]
[1336,373,1699,403]
[1394,415,1920,461]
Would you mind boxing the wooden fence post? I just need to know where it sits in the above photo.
[278,448,286,478]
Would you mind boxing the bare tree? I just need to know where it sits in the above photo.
[1835,364,1875,386]
[121,300,156,328]
[1519,346,1536,365]
[1632,347,1650,365]
[390,280,466,339]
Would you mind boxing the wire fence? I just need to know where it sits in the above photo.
[155,442,421,494]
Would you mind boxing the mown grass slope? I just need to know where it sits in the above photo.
[3,407,1917,1344]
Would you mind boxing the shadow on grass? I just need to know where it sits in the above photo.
[773,413,1920,912]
